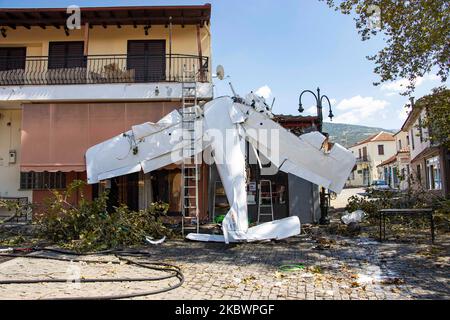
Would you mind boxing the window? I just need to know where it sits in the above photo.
[127,40,166,82]
[426,156,442,190]
[410,129,415,150]
[358,149,362,158]
[48,41,85,69]
[378,145,385,155]
[406,135,410,146]
[398,139,402,150]
[0,47,26,71]
[392,167,399,186]
[20,172,66,190]
[416,165,422,183]
[418,116,424,143]
[362,147,368,160]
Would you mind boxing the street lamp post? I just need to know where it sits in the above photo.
[298,87,334,225]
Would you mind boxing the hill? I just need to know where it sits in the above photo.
[323,122,397,148]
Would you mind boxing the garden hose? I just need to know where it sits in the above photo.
[0,247,184,300]
[278,263,305,272]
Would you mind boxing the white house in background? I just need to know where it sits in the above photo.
[401,102,449,196]
[377,130,411,190]
[347,132,396,187]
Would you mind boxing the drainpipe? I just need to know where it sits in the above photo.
[168,16,172,81]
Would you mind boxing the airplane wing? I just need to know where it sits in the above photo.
[232,98,356,193]
[86,109,204,184]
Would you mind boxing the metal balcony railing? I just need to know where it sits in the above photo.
[0,54,209,85]
[356,156,370,163]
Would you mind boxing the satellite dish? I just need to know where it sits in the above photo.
[215,65,225,80]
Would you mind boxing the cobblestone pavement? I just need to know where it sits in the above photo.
[0,233,448,300]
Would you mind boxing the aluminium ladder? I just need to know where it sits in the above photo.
[257,180,274,224]
[181,67,200,236]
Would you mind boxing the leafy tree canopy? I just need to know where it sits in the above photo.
[416,86,450,149]
[322,0,449,95]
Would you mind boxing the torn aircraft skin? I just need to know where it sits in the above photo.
[85,93,356,244]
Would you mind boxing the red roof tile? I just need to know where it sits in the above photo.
[351,131,395,148]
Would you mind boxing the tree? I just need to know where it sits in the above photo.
[322,0,449,94]
[416,87,450,149]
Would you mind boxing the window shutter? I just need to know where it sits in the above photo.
[49,42,85,69]
[127,41,147,82]
[66,42,85,68]
[127,40,166,82]
[48,42,67,69]
[146,40,166,81]
[0,47,26,71]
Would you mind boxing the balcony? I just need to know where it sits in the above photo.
[356,156,370,164]
[0,54,209,86]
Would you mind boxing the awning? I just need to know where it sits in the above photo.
[20,101,180,172]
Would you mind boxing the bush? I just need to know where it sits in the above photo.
[0,199,33,224]
[37,180,172,252]
[346,187,450,231]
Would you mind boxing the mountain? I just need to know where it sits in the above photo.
[323,122,397,148]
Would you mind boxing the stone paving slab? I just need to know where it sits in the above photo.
[0,235,448,300]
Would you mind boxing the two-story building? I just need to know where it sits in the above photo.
[0,4,331,227]
[401,100,449,196]
[0,5,213,217]
[346,132,396,187]
[376,130,411,190]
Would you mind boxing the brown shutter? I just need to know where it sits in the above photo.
[0,47,26,71]
[127,40,166,82]
[66,42,85,68]
[147,40,166,81]
[127,41,147,82]
[49,41,85,69]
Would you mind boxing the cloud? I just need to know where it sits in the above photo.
[255,85,272,100]
[304,98,337,116]
[380,74,440,94]
[398,105,411,122]
[305,105,317,115]
[332,95,389,124]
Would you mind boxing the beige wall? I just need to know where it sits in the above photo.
[0,109,32,200]
[404,109,430,161]
[1,25,211,58]
[348,139,397,186]
[394,131,409,152]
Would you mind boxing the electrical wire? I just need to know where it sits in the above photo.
[0,247,184,300]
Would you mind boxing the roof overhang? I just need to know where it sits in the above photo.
[0,4,211,29]
[401,106,422,131]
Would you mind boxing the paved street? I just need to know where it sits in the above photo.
[0,233,448,300]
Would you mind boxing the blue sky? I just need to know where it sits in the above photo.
[1,0,446,129]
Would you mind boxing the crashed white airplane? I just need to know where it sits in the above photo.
[86,93,356,243]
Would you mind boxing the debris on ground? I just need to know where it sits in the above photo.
[347,222,362,235]
[308,266,323,274]
[241,275,257,284]
[145,236,166,245]
[341,210,366,225]
[381,277,405,285]
[313,237,336,250]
